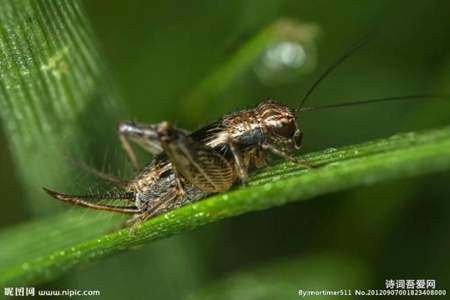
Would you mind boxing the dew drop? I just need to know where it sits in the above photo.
[195,212,205,218]
[324,147,338,153]
[264,184,273,191]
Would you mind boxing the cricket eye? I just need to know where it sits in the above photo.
[293,130,303,149]
[272,120,296,138]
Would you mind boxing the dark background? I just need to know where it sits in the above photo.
[1,0,449,299]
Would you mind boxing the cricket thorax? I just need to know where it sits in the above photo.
[223,110,263,147]
[194,110,261,150]
[221,100,298,149]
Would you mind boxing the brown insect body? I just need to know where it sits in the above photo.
[45,100,303,224]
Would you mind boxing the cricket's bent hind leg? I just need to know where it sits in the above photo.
[125,188,182,233]
[118,122,177,171]
[261,143,313,169]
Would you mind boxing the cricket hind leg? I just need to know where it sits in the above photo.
[124,187,183,233]
[43,188,140,213]
[125,200,167,229]
[118,122,192,171]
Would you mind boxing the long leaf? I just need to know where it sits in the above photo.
[1,126,450,285]
[0,0,123,216]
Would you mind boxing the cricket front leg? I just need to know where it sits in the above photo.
[227,137,248,183]
[261,143,313,169]
[253,149,267,169]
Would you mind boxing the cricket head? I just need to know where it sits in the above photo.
[256,100,303,150]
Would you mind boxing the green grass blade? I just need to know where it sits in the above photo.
[1,126,450,285]
[0,0,123,215]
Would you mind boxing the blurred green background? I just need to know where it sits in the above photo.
[1,0,449,299]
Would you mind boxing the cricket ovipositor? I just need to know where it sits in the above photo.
[43,38,443,226]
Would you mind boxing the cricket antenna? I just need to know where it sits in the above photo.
[298,94,447,113]
[43,187,140,214]
[295,36,370,114]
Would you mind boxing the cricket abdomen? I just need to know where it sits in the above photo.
[131,154,207,214]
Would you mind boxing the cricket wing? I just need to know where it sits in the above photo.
[161,127,235,193]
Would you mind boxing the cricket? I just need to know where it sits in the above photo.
[43,39,442,226]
